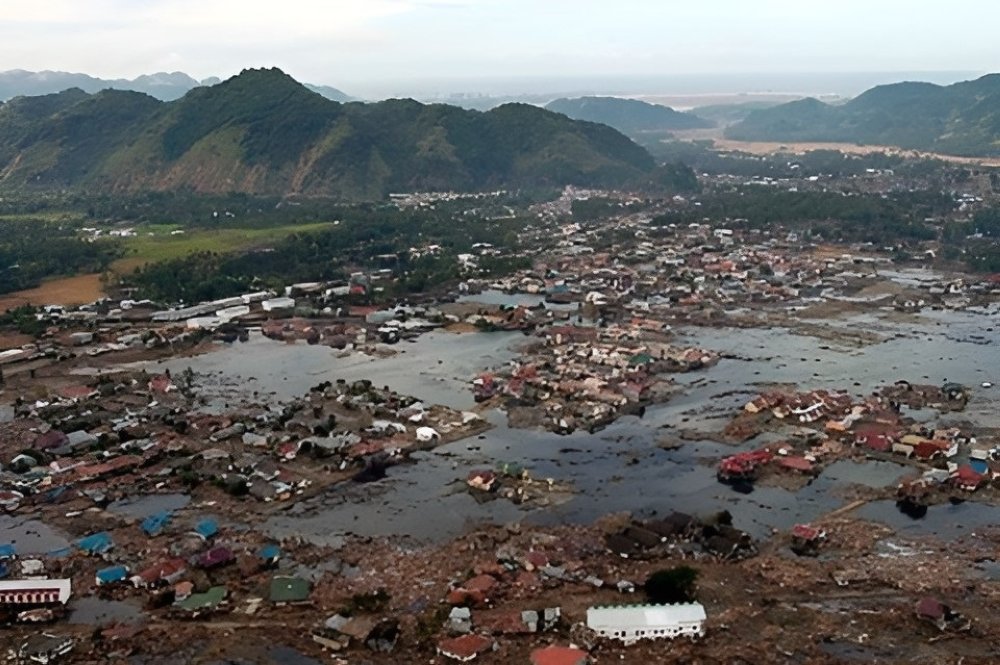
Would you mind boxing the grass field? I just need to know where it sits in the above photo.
[112,222,336,272]
[0,212,87,224]
[0,221,337,308]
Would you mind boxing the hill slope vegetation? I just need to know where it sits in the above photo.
[546,96,713,139]
[727,74,1000,156]
[0,69,656,199]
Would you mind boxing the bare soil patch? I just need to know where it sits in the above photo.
[0,273,106,311]
[715,139,1000,166]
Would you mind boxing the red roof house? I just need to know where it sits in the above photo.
[437,634,494,662]
[531,646,589,665]
[778,456,814,473]
[951,465,986,491]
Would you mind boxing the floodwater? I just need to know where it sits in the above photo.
[151,329,525,411]
[0,516,72,554]
[141,301,1000,545]
[856,500,999,540]
[457,289,579,312]
[108,493,192,519]
[68,597,144,624]
[265,647,323,665]
[457,289,548,308]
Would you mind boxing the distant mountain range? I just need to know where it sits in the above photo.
[0,68,658,199]
[546,97,713,141]
[691,102,782,127]
[727,74,1000,156]
[0,69,352,103]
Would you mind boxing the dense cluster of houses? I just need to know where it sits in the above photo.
[477,204,1000,334]
[473,325,716,433]
[0,361,496,659]
[3,178,999,660]
[421,529,714,662]
[716,383,998,498]
[0,366,485,514]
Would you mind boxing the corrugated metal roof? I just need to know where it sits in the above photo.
[587,603,706,628]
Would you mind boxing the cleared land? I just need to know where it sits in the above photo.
[0,273,105,310]
[0,222,336,308]
[672,129,1000,166]
[713,138,1000,166]
[112,221,337,272]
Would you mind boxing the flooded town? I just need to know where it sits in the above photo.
[1,153,999,665]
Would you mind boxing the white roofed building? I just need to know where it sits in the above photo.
[587,603,706,643]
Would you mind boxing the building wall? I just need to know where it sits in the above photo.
[592,621,704,642]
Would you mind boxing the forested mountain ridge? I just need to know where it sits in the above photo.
[727,74,1000,156]
[546,96,713,138]
[0,68,658,199]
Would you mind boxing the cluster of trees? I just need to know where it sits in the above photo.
[645,565,699,605]
[645,141,958,181]
[970,208,1000,238]
[0,305,46,335]
[652,188,948,244]
[944,208,1000,272]
[0,189,561,228]
[129,204,531,302]
[0,220,122,294]
[725,75,1000,158]
[965,243,1000,272]
[0,68,661,198]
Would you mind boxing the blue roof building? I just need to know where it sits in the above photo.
[194,519,218,539]
[969,459,989,475]
[142,511,171,536]
[96,565,129,585]
[77,532,114,555]
[258,544,282,563]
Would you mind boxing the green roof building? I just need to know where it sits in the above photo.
[270,576,310,604]
[176,586,227,613]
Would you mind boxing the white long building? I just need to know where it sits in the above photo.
[0,579,72,606]
[587,603,706,643]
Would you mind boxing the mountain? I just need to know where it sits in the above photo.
[691,101,783,127]
[0,69,352,103]
[0,68,656,199]
[304,84,353,103]
[546,97,714,139]
[726,74,1000,156]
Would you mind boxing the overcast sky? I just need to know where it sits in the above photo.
[3,0,998,97]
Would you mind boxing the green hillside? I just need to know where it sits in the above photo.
[727,74,1000,156]
[691,101,783,127]
[546,96,713,139]
[0,68,656,199]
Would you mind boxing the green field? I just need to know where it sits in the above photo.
[113,222,336,271]
[0,212,87,223]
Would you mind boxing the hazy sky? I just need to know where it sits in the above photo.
[3,0,998,96]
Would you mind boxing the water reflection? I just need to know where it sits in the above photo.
[108,494,191,519]
[119,304,1000,545]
